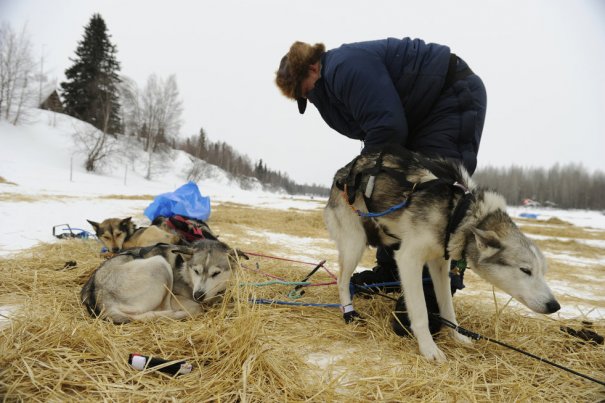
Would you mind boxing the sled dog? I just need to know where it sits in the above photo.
[87,217,181,253]
[80,241,238,324]
[324,146,560,362]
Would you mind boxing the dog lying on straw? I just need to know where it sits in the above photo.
[81,241,238,323]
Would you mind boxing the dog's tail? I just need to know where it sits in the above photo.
[422,156,476,191]
[80,270,101,318]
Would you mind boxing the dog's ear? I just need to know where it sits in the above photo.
[226,246,249,261]
[119,217,135,232]
[172,247,194,261]
[233,249,249,260]
[87,220,100,234]
[224,248,247,269]
[470,227,501,258]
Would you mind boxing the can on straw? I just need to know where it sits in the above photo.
[128,353,193,376]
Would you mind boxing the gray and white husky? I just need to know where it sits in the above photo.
[81,241,238,324]
[324,147,560,362]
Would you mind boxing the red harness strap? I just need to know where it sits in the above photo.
[165,215,205,242]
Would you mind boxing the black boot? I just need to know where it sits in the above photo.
[391,281,443,337]
[350,265,401,295]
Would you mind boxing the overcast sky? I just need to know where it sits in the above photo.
[2,0,604,186]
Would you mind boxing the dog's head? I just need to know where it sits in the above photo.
[150,216,171,233]
[87,217,137,253]
[174,240,242,304]
[465,210,560,314]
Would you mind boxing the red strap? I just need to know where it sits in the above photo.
[169,215,205,241]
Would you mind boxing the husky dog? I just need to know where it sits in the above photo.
[80,240,238,324]
[324,146,560,362]
[87,217,181,253]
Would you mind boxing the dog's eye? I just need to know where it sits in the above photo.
[520,267,532,276]
[211,272,220,278]
[194,269,200,275]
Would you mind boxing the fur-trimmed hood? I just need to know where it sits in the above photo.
[275,41,325,103]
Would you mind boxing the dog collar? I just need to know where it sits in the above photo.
[443,187,475,260]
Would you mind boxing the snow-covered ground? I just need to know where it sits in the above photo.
[1,109,604,322]
[508,206,605,231]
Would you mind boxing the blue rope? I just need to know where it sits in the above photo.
[66,227,94,235]
[250,298,340,309]
[240,281,310,287]
[355,199,409,218]
[352,281,401,290]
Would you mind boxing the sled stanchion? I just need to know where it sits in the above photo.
[288,260,327,299]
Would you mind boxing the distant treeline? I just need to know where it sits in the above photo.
[175,129,605,207]
[473,164,605,210]
[177,129,330,196]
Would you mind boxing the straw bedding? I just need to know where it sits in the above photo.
[0,203,604,402]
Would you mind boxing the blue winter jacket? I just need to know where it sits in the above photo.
[307,37,484,172]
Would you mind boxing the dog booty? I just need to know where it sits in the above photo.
[391,283,443,337]
[392,295,413,337]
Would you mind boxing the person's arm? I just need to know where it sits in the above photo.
[331,57,408,151]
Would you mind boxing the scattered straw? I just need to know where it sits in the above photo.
[520,219,605,240]
[0,193,80,203]
[545,217,573,226]
[0,204,604,401]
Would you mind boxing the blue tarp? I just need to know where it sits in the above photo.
[144,182,211,222]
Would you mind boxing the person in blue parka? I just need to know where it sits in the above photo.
[275,38,487,336]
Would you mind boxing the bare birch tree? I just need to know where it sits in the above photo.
[72,123,118,172]
[70,72,122,172]
[118,75,141,137]
[0,22,37,125]
[118,73,183,179]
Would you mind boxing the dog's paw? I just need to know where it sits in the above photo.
[419,341,447,363]
[343,310,362,323]
[100,251,116,259]
[172,310,192,320]
[451,330,473,345]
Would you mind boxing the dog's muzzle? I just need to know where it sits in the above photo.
[546,299,561,314]
[193,290,206,301]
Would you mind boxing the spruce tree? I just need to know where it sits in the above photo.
[61,13,121,134]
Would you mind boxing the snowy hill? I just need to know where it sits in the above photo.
[0,109,325,255]
[1,109,273,197]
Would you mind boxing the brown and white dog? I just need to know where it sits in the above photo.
[87,217,181,253]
